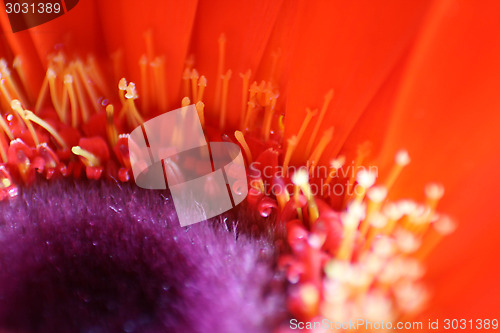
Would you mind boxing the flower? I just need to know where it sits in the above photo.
[1,0,499,332]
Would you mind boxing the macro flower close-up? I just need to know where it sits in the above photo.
[0,0,499,332]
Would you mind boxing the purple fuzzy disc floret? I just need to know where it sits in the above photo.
[0,179,286,333]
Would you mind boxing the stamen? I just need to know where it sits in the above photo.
[234,130,252,163]
[106,104,118,147]
[292,169,319,223]
[384,149,410,190]
[239,70,251,128]
[0,60,27,106]
[71,146,100,167]
[64,74,78,127]
[152,56,167,111]
[181,97,191,108]
[195,101,205,127]
[261,94,277,141]
[183,68,191,98]
[139,55,150,111]
[71,65,90,122]
[219,69,232,130]
[23,110,67,149]
[75,60,99,113]
[354,169,377,203]
[197,75,207,103]
[282,107,316,166]
[46,68,63,118]
[12,56,32,101]
[359,185,388,237]
[0,115,14,141]
[337,201,365,261]
[323,156,345,190]
[214,34,226,109]
[416,215,456,260]
[424,183,444,213]
[306,89,334,156]
[125,82,144,126]
[34,73,49,114]
[11,100,39,146]
[190,69,199,102]
[283,136,298,172]
[308,127,334,175]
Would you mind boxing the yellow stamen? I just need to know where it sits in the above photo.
[197,76,207,103]
[71,65,90,122]
[219,69,232,130]
[152,56,167,111]
[292,169,319,224]
[239,69,251,128]
[283,136,298,172]
[195,101,205,128]
[11,100,39,146]
[306,89,334,156]
[190,69,199,103]
[0,60,27,107]
[64,75,79,127]
[308,127,334,175]
[424,183,444,213]
[46,68,63,118]
[34,72,49,114]
[337,202,365,261]
[0,114,14,141]
[72,146,100,167]
[243,99,256,132]
[384,149,410,191]
[323,156,345,190]
[359,185,387,237]
[0,136,7,163]
[106,104,118,147]
[139,55,150,111]
[416,215,456,260]
[181,96,191,108]
[214,34,226,109]
[125,82,144,126]
[86,55,108,95]
[183,68,191,98]
[261,96,277,141]
[75,60,99,113]
[12,56,32,101]
[234,130,252,164]
[23,110,67,149]
[144,30,154,61]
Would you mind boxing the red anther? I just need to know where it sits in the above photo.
[0,165,18,200]
[118,167,130,182]
[257,196,278,217]
[113,136,131,168]
[79,136,110,162]
[85,166,103,180]
[7,139,35,184]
